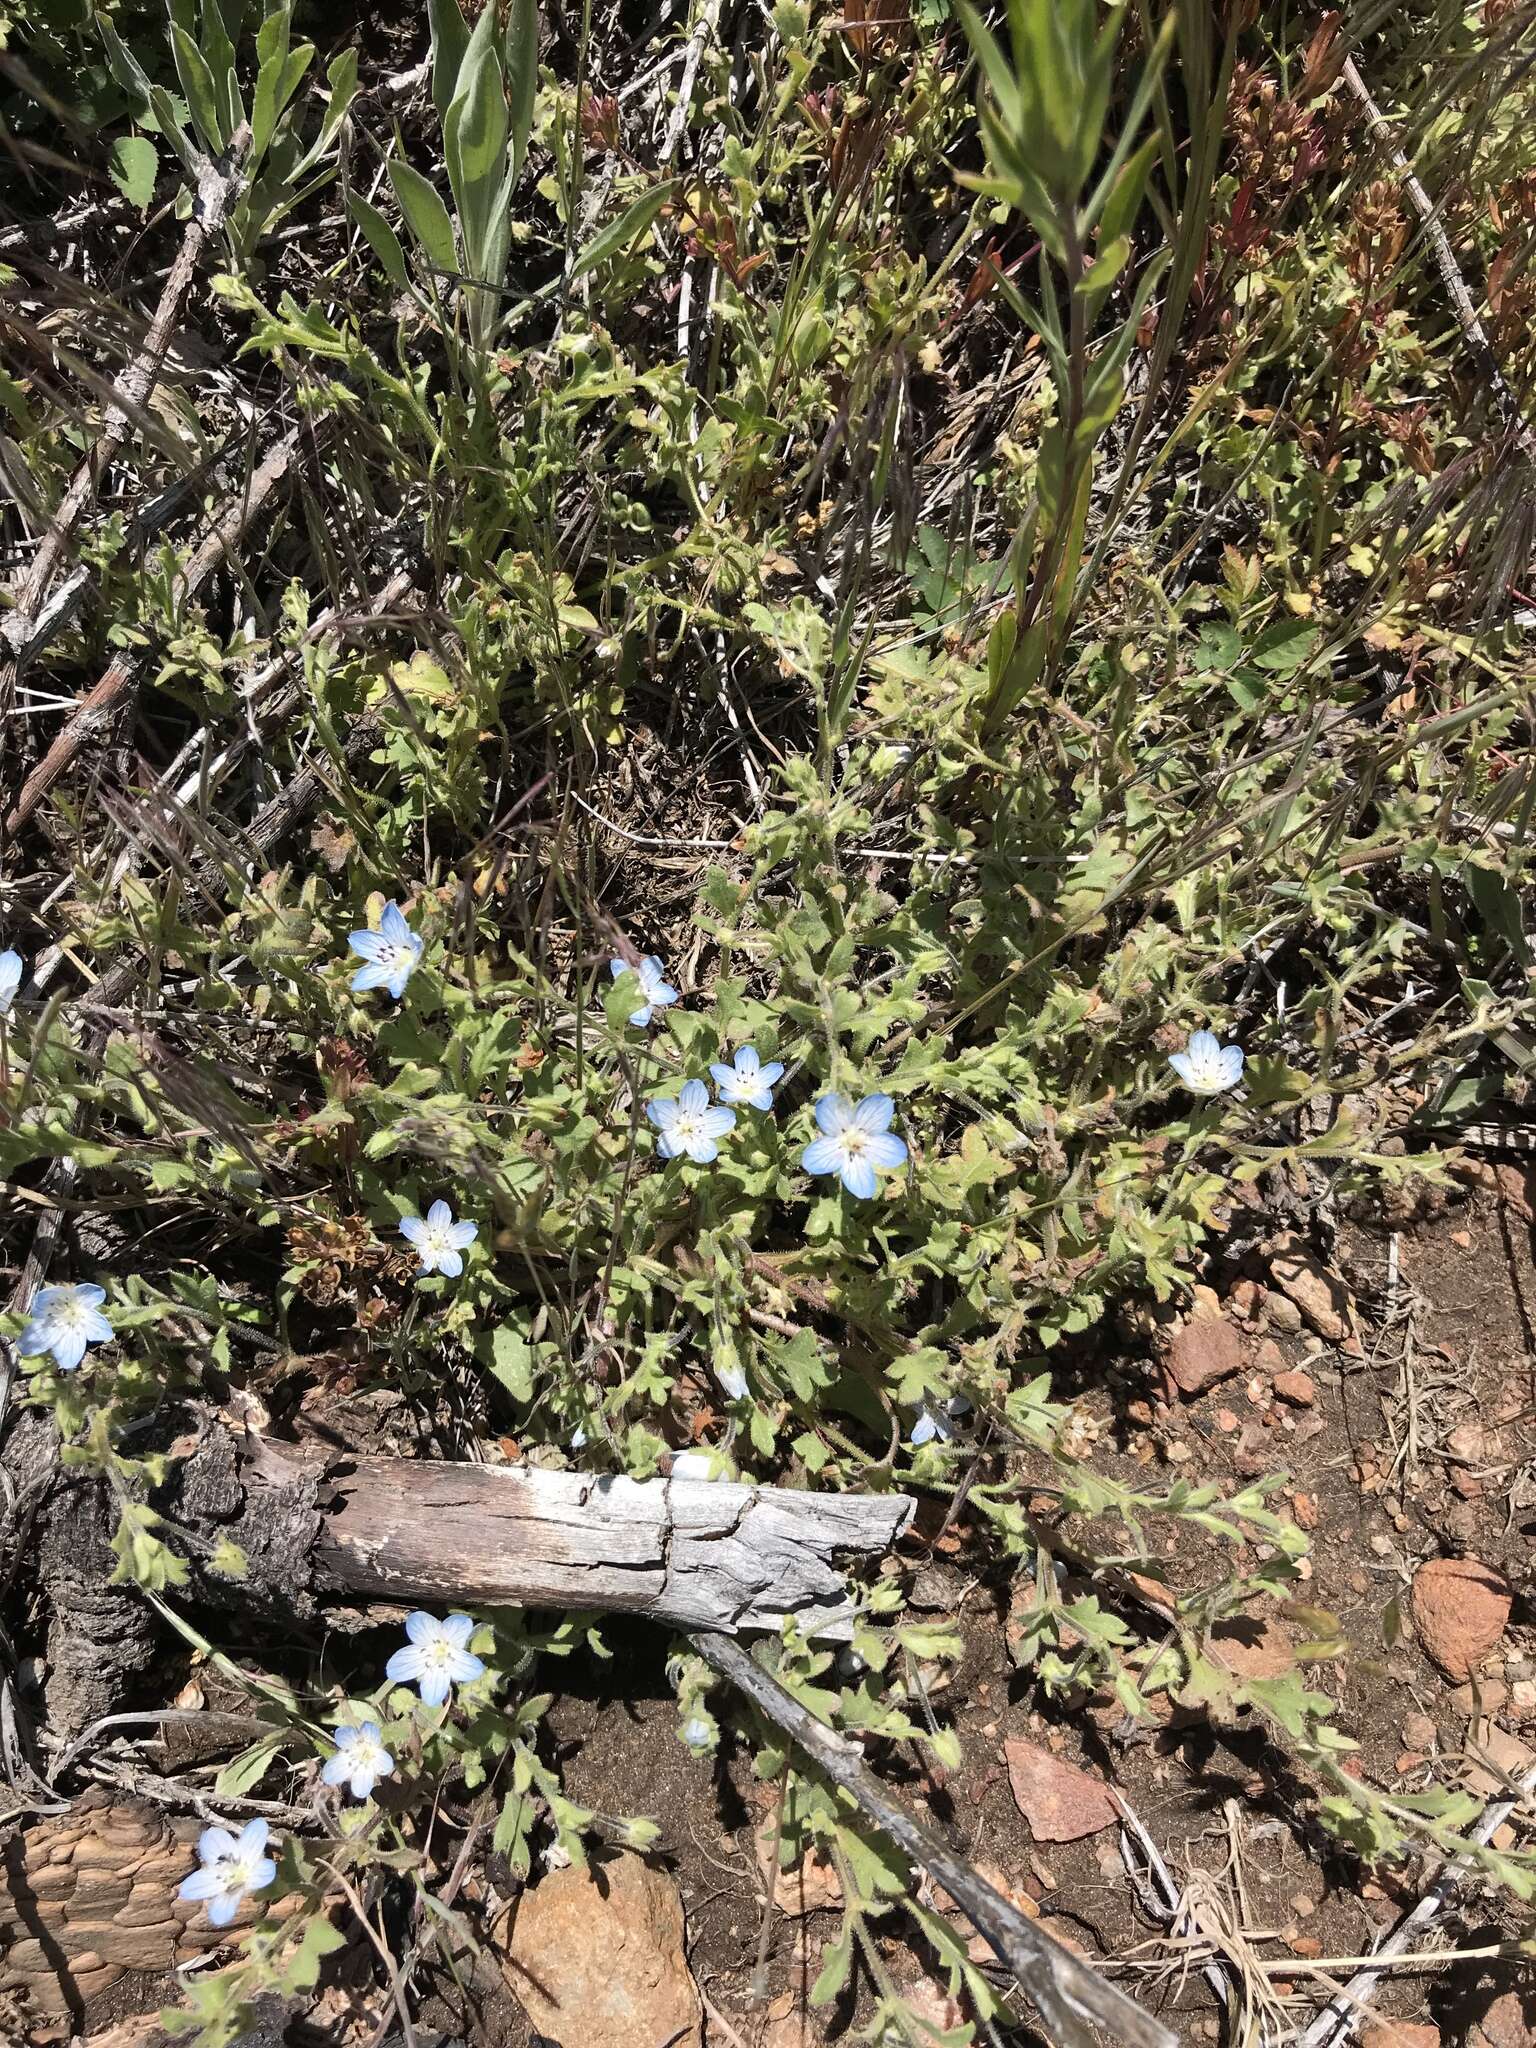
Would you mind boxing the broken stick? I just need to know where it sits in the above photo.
[1,128,252,683]
[691,1634,1177,2048]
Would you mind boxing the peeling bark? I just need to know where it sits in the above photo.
[166,1424,913,1640]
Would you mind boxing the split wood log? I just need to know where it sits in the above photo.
[169,1425,914,1641]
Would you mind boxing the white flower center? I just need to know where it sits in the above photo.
[216,1851,262,1892]
[840,1128,869,1159]
[383,942,417,979]
[53,1298,91,1336]
[423,1637,456,1671]
[421,1222,455,1261]
[674,1109,707,1145]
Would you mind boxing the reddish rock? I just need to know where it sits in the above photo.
[1410,1558,1512,1682]
[1273,1369,1316,1408]
[1267,1236,1351,1341]
[1164,1316,1244,1397]
[1004,1738,1117,1843]
[504,1855,703,2048]
[1266,1292,1304,1333]
[1209,1614,1296,1682]
[1362,2025,1441,2048]
[1473,1988,1536,2048]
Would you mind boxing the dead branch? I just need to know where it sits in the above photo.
[1341,56,1536,461]
[690,1633,1177,2048]
[0,127,251,686]
[4,422,311,836]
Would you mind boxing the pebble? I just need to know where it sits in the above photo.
[1273,1369,1316,1407]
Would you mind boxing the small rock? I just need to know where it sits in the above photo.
[1004,1738,1118,1842]
[1362,2025,1440,2048]
[1215,1407,1240,1433]
[1473,1988,1536,2048]
[1268,1235,1351,1341]
[1401,1712,1437,1750]
[1465,1719,1536,1797]
[1289,1933,1322,1958]
[1190,1284,1223,1319]
[1164,1317,1244,1397]
[1266,1292,1304,1333]
[1293,1492,1320,1530]
[504,1855,703,2048]
[759,1830,844,1917]
[1273,1370,1316,1408]
[1410,1558,1512,1682]
[1450,1229,1472,1249]
[1209,1613,1296,1682]
[1256,1339,1287,1374]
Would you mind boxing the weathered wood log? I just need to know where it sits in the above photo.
[175,1427,914,1641]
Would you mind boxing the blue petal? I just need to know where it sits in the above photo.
[349,930,386,959]
[814,1094,852,1135]
[865,1132,907,1171]
[380,901,410,944]
[207,1891,241,1927]
[198,1826,237,1862]
[351,961,391,993]
[1168,1052,1195,1086]
[757,1062,785,1088]
[840,1156,878,1200]
[51,1327,89,1372]
[180,1867,223,1901]
[678,1079,710,1113]
[386,1646,423,1682]
[701,1107,737,1138]
[851,1094,894,1133]
[419,1670,451,1708]
[801,1136,844,1177]
[405,1611,438,1644]
[426,1200,452,1228]
[647,1098,679,1130]
[708,1063,734,1092]
[441,1613,476,1647]
[437,1249,463,1277]
[1186,1029,1220,1062]
[686,1136,720,1164]
[628,1004,654,1028]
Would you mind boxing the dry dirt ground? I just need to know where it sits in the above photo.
[17,1164,1536,2048]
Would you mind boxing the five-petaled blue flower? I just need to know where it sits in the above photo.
[647,1079,735,1164]
[909,1395,972,1447]
[610,954,677,1027]
[709,1044,785,1111]
[321,1721,396,1801]
[386,1611,485,1708]
[399,1199,478,1277]
[1168,1030,1245,1096]
[349,900,423,999]
[178,1818,277,1928]
[0,950,22,1018]
[18,1284,113,1373]
[802,1093,907,1199]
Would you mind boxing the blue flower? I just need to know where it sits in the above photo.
[385,1611,484,1709]
[321,1721,395,1802]
[909,1396,972,1447]
[716,1361,748,1402]
[801,1093,907,1199]
[647,1079,736,1164]
[177,1818,277,1928]
[1169,1030,1244,1096]
[18,1284,113,1373]
[610,954,678,1027]
[709,1044,785,1111]
[399,1199,478,1278]
[348,900,422,999]
[0,950,23,1018]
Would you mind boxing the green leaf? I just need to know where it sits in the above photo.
[252,5,295,162]
[1250,618,1320,675]
[389,156,458,275]
[294,46,359,177]
[109,134,158,209]
[169,21,225,151]
[428,0,473,128]
[445,11,509,282]
[504,0,538,182]
[811,1924,854,2005]
[215,1729,286,1798]
[570,180,677,281]
[349,193,409,288]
